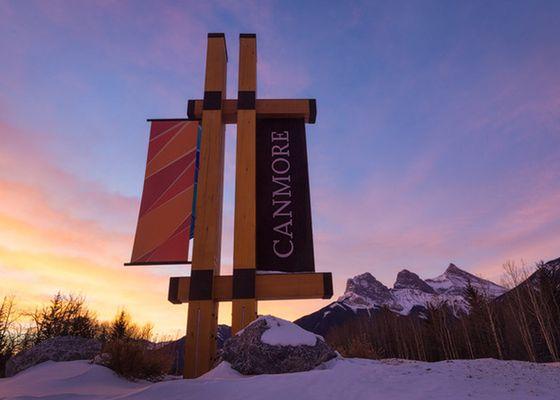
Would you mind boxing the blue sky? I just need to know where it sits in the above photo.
[1,0,559,333]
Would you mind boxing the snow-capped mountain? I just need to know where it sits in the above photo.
[426,263,505,298]
[338,263,506,316]
[296,263,507,336]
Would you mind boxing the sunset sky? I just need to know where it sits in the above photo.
[1,1,559,336]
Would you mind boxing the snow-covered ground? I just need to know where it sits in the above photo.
[2,358,559,400]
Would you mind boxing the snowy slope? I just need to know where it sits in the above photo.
[1,358,560,400]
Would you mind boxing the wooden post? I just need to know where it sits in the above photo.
[184,33,227,379]
[163,33,332,378]
[232,34,258,334]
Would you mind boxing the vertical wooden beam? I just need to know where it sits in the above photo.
[184,33,227,379]
[232,33,258,334]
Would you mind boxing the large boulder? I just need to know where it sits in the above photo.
[5,336,101,377]
[221,315,337,375]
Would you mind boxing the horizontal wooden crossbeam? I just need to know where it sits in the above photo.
[168,272,332,304]
[187,99,317,124]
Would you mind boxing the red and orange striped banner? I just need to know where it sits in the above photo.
[128,119,200,265]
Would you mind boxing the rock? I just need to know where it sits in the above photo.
[5,336,102,377]
[394,269,435,293]
[337,272,403,311]
[221,316,336,375]
[340,272,393,305]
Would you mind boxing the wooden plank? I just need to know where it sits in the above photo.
[187,99,317,124]
[232,34,258,334]
[238,34,256,92]
[203,34,227,92]
[169,273,333,304]
[191,110,226,267]
[256,273,330,300]
[184,300,219,378]
[184,33,227,379]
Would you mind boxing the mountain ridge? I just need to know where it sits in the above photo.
[296,262,508,336]
[338,262,506,315]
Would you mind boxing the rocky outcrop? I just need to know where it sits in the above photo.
[5,336,101,377]
[394,269,435,293]
[221,316,336,375]
[341,273,393,304]
[337,272,403,311]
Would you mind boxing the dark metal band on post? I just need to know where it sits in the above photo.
[203,91,222,110]
[187,100,197,120]
[309,99,317,124]
[189,269,214,300]
[237,91,256,110]
[233,269,256,299]
[322,272,333,299]
[168,277,180,304]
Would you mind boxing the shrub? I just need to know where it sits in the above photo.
[29,293,98,343]
[98,309,172,381]
[0,296,18,377]
[101,339,172,381]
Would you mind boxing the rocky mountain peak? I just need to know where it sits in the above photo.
[297,256,559,338]
[338,263,506,315]
[338,272,394,308]
[394,269,435,294]
[345,272,390,295]
[426,263,506,298]
[445,263,462,274]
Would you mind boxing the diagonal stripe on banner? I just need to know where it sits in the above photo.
[135,213,192,262]
[147,122,186,163]
[144,219,191,262]
[131,189,192,261]
[146,124,197,178]
[149,120,186,141]
[139,151,196,217]
[144,161,196,215]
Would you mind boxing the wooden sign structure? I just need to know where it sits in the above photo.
[162,33,333,378]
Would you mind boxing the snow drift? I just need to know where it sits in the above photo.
[1,358,559,400]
